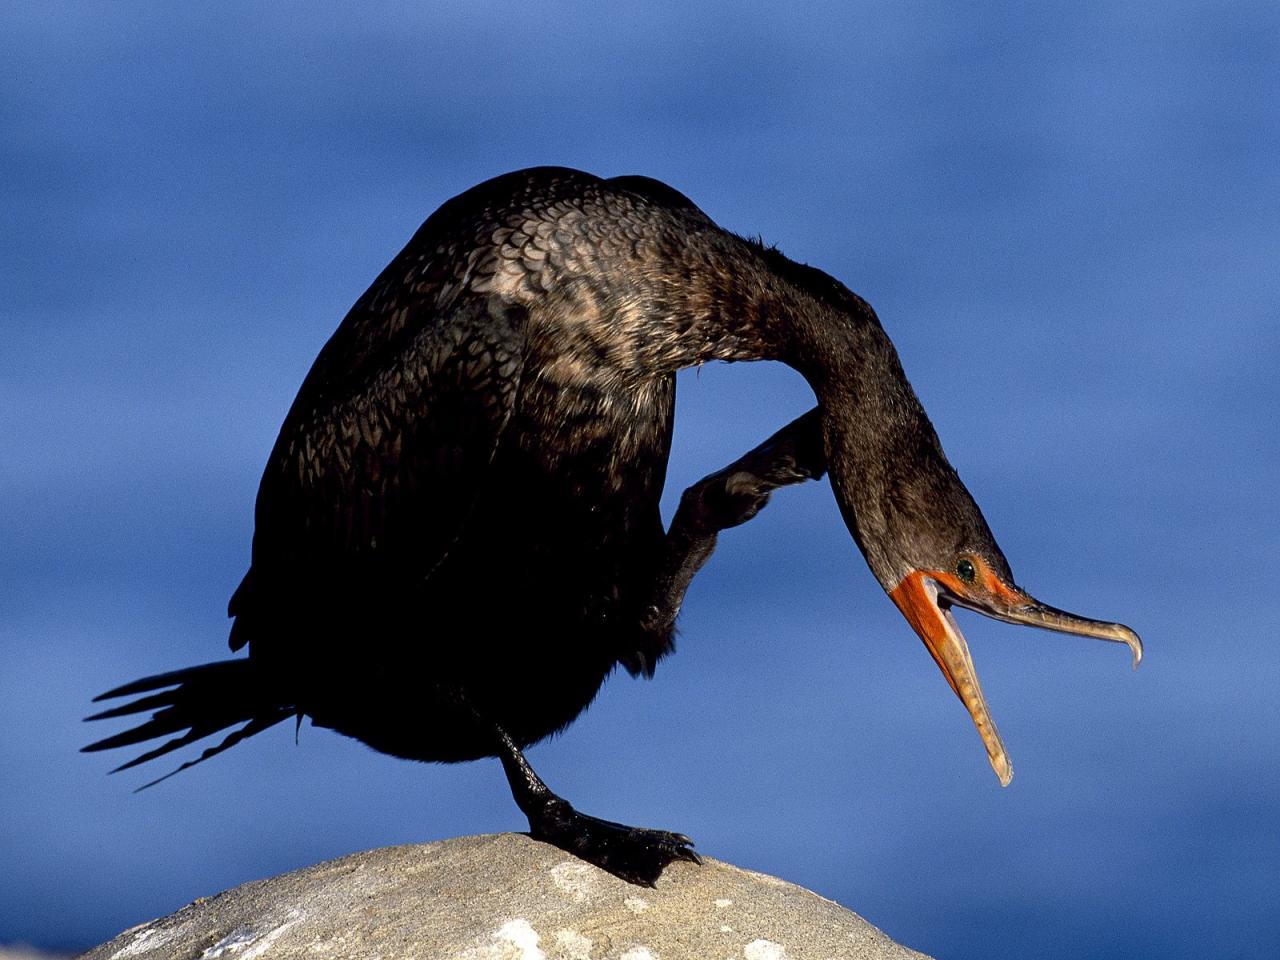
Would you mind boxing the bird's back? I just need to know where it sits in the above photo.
[225,168,737,757]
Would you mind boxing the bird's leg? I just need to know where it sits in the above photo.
[633,407,827,668]
[672,405,826,536]
[466,411,825,882]
[476,710,700,886]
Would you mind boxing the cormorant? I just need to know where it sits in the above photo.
[85,167,1141,886]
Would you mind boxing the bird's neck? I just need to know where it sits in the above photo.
[791,298,946,587]
[653,236,943,518]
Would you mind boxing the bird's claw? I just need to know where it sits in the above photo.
[527,802,701,886]
[682,470,773,534]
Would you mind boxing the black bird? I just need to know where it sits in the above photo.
[85,167,1141,885]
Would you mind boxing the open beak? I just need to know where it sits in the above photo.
[889,569,1142,786]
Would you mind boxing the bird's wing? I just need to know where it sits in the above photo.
[228,282,527,649]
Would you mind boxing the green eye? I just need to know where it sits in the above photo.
[956,558,976,582]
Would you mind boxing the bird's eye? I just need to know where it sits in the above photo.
[956,558,977,583]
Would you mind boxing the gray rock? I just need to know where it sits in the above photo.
[0,948,69,960]
[80,834,932,959]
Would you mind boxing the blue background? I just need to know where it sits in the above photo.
[3,3,1277,957]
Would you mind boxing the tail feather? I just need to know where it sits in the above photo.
[83,659,292,787]
[85,690,179,722]
[132,715,287,791]
[109,721,229,773]
[84,711,199,753]
[91,660,248,702]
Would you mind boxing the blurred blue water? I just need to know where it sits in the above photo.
[3,3,1278,956]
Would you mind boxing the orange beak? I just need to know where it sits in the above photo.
[890,569,1142,786]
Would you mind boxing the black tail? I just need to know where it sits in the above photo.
[83,659,293,790]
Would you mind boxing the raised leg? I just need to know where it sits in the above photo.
[628,407,827,674]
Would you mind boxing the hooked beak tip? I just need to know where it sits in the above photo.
[993,753,1013,788]
[1126,628,1143,670]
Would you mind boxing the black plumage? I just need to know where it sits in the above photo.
[86,167,1140,884]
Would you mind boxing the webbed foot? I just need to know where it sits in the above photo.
[481,702,702,886]
[529,797,700,886]
[675,408,824,535]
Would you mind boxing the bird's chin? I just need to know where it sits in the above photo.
[890,570,1013,786]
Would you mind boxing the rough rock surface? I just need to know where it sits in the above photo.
[80,833,932,959]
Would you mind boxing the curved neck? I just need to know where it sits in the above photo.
[648,234,946,576]
[801,304,945,585]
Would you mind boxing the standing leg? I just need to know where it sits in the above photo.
[627,407,827,675]
[480,408,826,886]
[469,703,700,886]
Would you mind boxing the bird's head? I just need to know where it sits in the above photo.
[828,425,1142,787]
[791,286,1140,785]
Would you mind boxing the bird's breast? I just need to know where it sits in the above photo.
[509,361,674,528]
